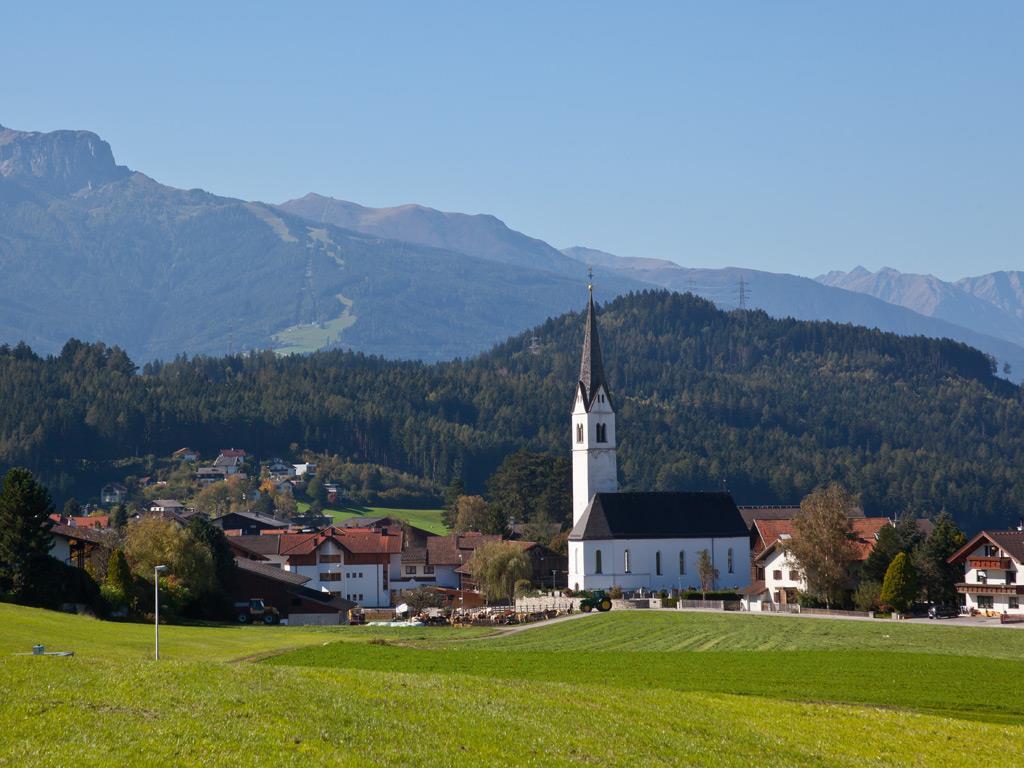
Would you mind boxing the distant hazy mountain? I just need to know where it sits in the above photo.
[563,247,1024,379]
[0,124,624,362]
[957,271,1024,321]
[817,267,1024,348]
[277,193,639,291]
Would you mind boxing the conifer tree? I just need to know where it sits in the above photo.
[880,552,918,613]
[0,468,56,601]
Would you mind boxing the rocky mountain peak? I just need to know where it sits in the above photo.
[0,124,131,196]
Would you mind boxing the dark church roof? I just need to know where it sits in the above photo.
[576,290,611,412]
[569,492,748,541]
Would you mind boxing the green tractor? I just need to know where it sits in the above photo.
[579,590,613,613]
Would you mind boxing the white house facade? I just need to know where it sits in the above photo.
[566,286,750,594]
[949,530,1024,615]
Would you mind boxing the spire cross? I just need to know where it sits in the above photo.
[587,266,594,295]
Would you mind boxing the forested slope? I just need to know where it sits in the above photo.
[1,291,1020,531]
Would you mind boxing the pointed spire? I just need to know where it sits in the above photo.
[578,276,610,411]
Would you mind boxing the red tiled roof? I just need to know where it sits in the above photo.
[753,516,893,563]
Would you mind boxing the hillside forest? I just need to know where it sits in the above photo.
[1,290,1021,533]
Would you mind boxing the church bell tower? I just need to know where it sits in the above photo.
[571,278,618,526]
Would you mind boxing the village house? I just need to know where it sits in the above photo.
[265,459,296,477]
[213,454,244,476]
[947,528,1024,615]
[224,526,402,608]
[148,499,187,514]
[195,466,227,486]
[171,447,201,463]
[100,483,128,505]
[293,462,317,477]
[742,516,933,609]
[49,523,110,570]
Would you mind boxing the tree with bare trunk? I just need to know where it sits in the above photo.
[785,483,858,608]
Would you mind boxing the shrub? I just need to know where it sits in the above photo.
[514,579,534,598]
[608,585,623,599]
[853,580,882,612]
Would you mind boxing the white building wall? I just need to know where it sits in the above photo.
[757,548,806,604]
[960,543,1024,614]
[568,536,750,593]
[571,386,618,526]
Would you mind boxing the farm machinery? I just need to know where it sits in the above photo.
[579,590,613,612]
[234,598,281,625]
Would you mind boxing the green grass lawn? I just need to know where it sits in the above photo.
[2,604,1022,766]
[296,501,448,535]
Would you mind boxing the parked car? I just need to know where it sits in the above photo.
[928,604,958,619]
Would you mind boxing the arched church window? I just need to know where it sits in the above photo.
[595,549,603,574]
[576,423,584,443]
[727,548,734,574]
[655,551,662,576]
[624,549,631,573]
[596,423,607,443]
[679,551,686,575]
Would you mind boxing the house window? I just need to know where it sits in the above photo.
[596,423,607,443]
[984,545,999,557]
[756,567,765,580]
[787,571,800,582]
[576,423,584,443]
[679,551,686,575]
[319,554,341,564]
[405,566,416,575]
[320,572,341,581]
[977,570,988,585]
[1010,597,1020,610]
[1007,570,1016,584]
[423,565,435,575]
[977,595,994,609]
[624,549,631,573]
[655,551,662,576]
[595,549,603,574]
[773,570,783,580]
[727,548,734,574]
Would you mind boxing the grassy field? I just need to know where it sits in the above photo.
[295,501,448,535]
[2,604,1023,766]
[273,294,357,355]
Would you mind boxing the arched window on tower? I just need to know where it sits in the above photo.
[727,548,734,574]
[679,551,686,575]
[576,423,584,444]
[656,551,662,576]
[624,549,631,573]
[596,423,607,443]
[595,549,603,574]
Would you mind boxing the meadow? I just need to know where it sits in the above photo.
[295,502,448,535]
[2,604,1022,767]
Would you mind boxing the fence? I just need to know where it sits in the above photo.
[515,596,581,613]
[675,599,742,611]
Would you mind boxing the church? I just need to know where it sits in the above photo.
[566,286,751,593]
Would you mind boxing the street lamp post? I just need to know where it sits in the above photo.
[154,564,168,660]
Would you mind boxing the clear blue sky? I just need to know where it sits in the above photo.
[2,2,1021,280]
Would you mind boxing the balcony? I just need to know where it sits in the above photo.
[956,583,1024,596]
[968,557,1012,570]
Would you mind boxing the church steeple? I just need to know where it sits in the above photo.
[571,273,618,526]
[577,284,610,412]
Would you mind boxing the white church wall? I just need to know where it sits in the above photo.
[569,537,750,593]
